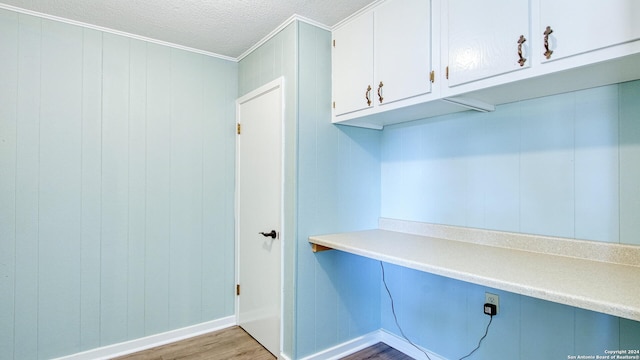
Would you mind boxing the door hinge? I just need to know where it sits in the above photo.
[333,101,336,109]
[236,123,241,135]
[446,66,449,80]
[236,284,240,295]
[430,70,435,83]
[332,39,335,47]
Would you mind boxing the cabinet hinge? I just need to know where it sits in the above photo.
[430,70,435,83]
[236,123,241,135]
[236,284,240,295]
[446,66,449,80]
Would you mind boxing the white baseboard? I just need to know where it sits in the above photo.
[298,331,381,360]
[378,329,447,360]
[299,329,447,360]
[53,316,236,360]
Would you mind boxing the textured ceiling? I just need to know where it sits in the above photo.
[0,0,375,59]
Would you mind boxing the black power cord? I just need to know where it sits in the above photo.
[458,314,493,360]
[380,261,495,360]
[380,261,433,360]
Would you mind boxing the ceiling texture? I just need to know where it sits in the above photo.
[0,0,375,60]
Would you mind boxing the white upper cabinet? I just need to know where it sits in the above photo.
[331,0,640,129]
[446,0,531,87]
[539,0,640,62]
[332,12,374,116]
[375,0,432,105]
[332,0,437,127]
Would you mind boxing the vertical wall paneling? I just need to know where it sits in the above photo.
[620,318,640,348]
[224,63,238,318]
[38,18,83,358]
[127,38,147,340]
[295,22,322,358]
[80,27,103,351]
[240,22,299,358]
[619,80,640,246]
[380,81,640,359]
[519,297,575,359]
[100,32,131,346]
[299,23,337,352]
[1,8,238,358]
[281,26,298,360]
[465,105,521,232]
[574,308,619,355]
[0,8,18,360]
[144,43,172,336]
[380,83,640,245]
[201,56,237,320]
[574,85,620,242]
[239,21,382,358]
[14,13,41,360]
[169,49,204,328]
[518,92,575,238]
[201,56,221,321]
[296,22,381,358]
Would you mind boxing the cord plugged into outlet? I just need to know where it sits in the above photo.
[485,292,499,315]
[380,264,499,360]
[484,303,497,316]
[459,292,499,360]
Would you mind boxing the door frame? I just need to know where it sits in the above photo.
[234,77,285,357]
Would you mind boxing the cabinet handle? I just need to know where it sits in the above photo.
[517,35,527,67]
[543,26,554,59]
[365,85,372,106]
[377,81,384,103]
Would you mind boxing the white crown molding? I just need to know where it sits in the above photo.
[236,14,331,61]
[0,3,237,61]
[331,0,385,31]
[0,3,333,63]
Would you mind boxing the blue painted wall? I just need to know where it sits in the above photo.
[238,21,381,359]
[0,9,237,359]
[238,21,299,358]
[382,82,640,246]
[296,22,381,359]
[380,82,640,359]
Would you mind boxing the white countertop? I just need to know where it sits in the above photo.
[309,223,640,322]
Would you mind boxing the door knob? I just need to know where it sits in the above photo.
[259,230,278,239]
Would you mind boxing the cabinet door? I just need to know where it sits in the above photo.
[375,0,432,105]
[332,12,374,116]
[540,0,640,62]
[447,0,530,87]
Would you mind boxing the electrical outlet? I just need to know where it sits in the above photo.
[485,292,499,315]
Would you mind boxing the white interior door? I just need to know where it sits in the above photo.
[236,78,283,357]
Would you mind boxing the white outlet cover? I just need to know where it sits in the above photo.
[485,292,499,314]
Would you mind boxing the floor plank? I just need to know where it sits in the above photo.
[113,326,276,360]
[340,342,414,360]
[113,326,412,360]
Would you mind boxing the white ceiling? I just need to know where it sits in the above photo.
[0,0,376,60]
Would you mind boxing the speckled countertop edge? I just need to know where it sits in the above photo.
[309,228,640,321]
[378,218,640,267]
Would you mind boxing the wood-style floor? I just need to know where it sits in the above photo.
[113,326,412,360]
[113,326,275,360]
[342,342,414,360]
